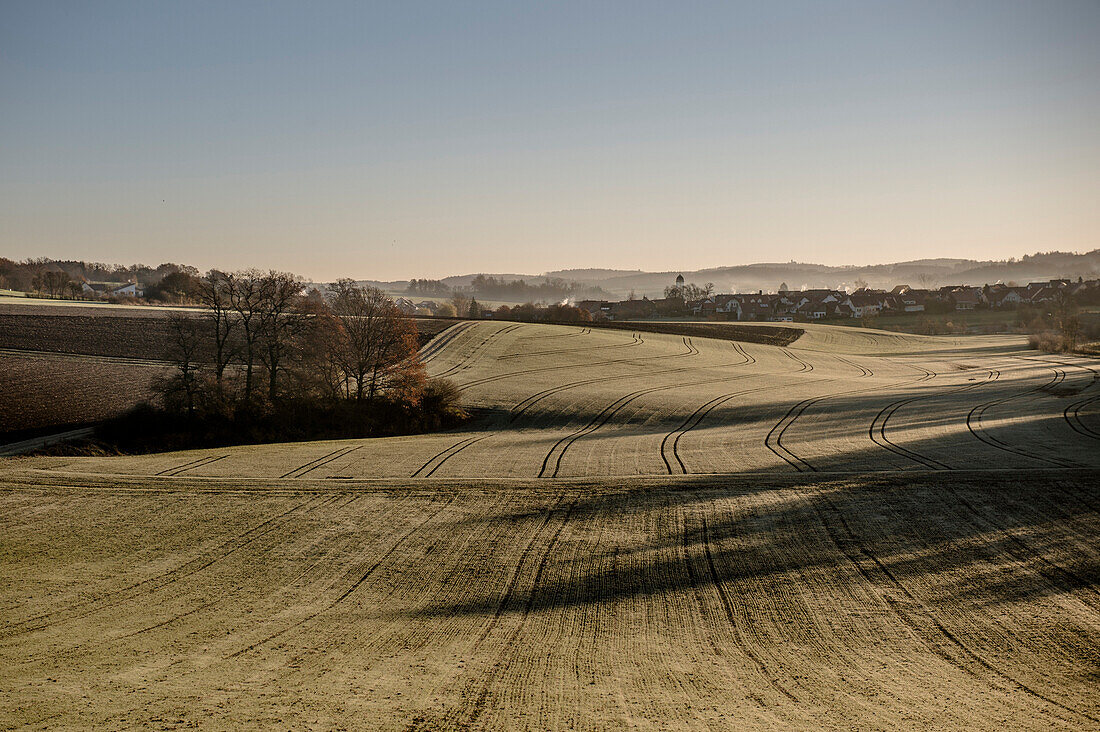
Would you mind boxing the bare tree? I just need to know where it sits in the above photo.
[154,313,205,417]
[916,272,937,289]
[197,270,238,385]
[227,269,267,402]
[329,280,425,401]
[450,291,470,320]
[256,271,306,401]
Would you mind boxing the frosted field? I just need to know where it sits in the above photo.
[27,321,1100,479]
[2,321,1098,730]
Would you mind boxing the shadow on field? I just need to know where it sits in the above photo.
[402,470,1100,618]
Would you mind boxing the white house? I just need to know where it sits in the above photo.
[112,282,143,297]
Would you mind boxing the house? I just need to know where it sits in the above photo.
[713,295,741,319]
[575,300,612,319]
[111,282,143,297]
[845,292,886,318]
[796,300,829,319]
[951,287,984,310]
[392,297,418,314]
[607,298,656,320]
[82,281,142,297]
[988,287,1028,309]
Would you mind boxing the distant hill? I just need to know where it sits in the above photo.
[542,251,1100,298]
[542,268,645,280]
[319,250,1100,300]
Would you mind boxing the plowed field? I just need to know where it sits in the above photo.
[2,321,1098,730]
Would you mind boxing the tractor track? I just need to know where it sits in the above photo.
[812,490,1097,727]
[431,324,524,379]
[154,454,229,476]
[965,368,1083,468]
[495,332,641,361]
[0,495,338,639]
[225,495,457,659]
[279,445,364,479]
[411,337,702,477]
[418,321,476,364]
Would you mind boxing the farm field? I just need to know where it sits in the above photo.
[2,320,1099,729]
[0,351,169,443]
[49,320,1100,479]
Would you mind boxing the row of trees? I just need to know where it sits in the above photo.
[0,257,197,297]
[405,275,611,303]
[159,271,440,421]
[663,281,714,301]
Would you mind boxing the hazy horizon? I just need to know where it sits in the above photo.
[3,1,1098,282]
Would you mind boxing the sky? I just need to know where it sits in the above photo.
[1,1,1098,282]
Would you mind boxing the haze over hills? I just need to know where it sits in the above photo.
[366,250,1100,300]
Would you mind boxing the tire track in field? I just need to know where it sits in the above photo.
[678,507,769,709]
[411,434,493,477]
[965,368,1083,468]
[660,342,802,475]
[1026,354,1100,441]
[768,359,991,473]
[413,337,702,478]
[940,485,1100,608]
[833,354,873,377]
[0,495,336,639]
[154,454,229,476]
[453,499,578,728]
[1064,395,1100,440]
[432,324,524,379]
[696,512,799,702]
[495,332,640,361]
[812,491,1097,727]
[469,494,568,650]
[539,342,784,478]
[515,326,590,340]
[506,336,699,414]
[419,321,476,364]
[781,348,813,372]
[279,445,363,478]
[457,331,714,393]
[225,495,457,659]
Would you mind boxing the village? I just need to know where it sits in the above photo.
[572,274,1100,322]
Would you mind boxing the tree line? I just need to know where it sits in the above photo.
[121,270,464,452]
[406,274,611,302]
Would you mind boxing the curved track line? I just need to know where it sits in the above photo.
[698,513,799,702]
[418,321,476,364]
[415,337,702,478]
[495,332,641,361]
[432,324,524,379]
[965,368,1082,468]
[813,491,1097,726]
[280,445,363,479]
[154,454,229,476]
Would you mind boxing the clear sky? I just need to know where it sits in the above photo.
[2,1,1098,281]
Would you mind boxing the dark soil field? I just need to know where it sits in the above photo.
[0,351,168,442]
[0,309,457,359]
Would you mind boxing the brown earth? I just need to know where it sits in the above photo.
[0,352,169,442]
